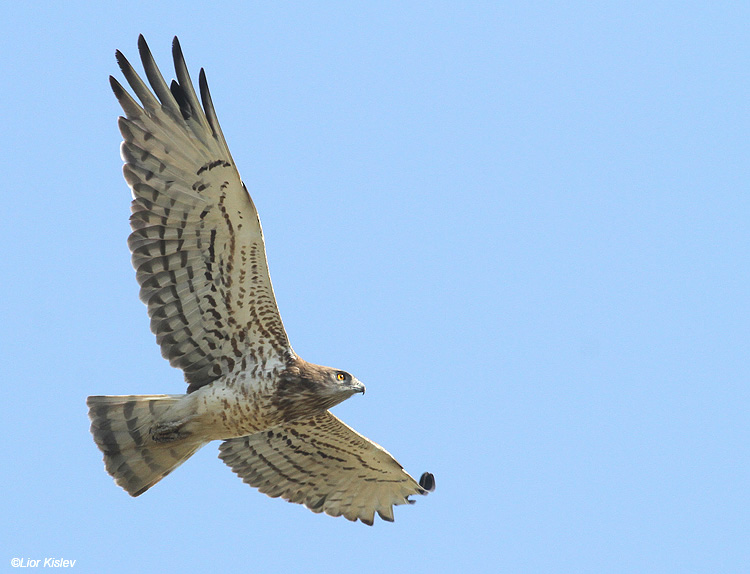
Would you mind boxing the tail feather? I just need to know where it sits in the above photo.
[87,394,204,496]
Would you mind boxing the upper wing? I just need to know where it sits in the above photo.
[112,36,292,390]
[219,412,435,525]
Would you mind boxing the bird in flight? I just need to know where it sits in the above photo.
[87,36,434,525]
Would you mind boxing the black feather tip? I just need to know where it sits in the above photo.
[419,472,435,492]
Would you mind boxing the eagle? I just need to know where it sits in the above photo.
[86,36,434,525]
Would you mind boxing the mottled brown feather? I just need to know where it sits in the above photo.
[111,35,293,390]
[219,412,429,525]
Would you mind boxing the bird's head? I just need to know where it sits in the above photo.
[276,359,366,418]
[324,369,366,399]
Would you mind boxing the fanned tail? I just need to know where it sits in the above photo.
[87,394,205,496]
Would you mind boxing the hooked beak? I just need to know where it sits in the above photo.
[351,379,366,395]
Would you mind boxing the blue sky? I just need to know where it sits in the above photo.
[1,2,748,572]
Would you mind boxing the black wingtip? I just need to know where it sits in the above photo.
[172,36,184,63]
[198,68,212,107]
[109,75,122,95]
[114,49,127,71]
[170,79,192,120]
[419,472,435,493]
[137,34,151,60]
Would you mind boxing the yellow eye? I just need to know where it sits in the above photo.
[337,373,346,381]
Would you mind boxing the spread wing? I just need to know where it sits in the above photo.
[219,412,434,525]
[112,36,292,391]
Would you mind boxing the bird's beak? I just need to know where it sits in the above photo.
[352,379,366,395]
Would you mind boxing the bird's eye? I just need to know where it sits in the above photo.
[337,373,346,381]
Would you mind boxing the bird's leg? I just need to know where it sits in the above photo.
[150,420,192,443]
